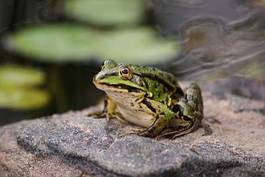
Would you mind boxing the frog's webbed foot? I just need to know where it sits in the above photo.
[87,111,106,119]
[155,123,194,139]
[137,115,170,138]
[116,117,164,138]
[88,111,122,122]
[87,97,108,119]
[137,128,155,138]
[116,127,146,138]
[87,104,106,119]
[140,125,193,140]
[124,127,160,139]
[88,96,125,123]
[159,121,212,138]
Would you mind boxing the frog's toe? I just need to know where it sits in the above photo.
[116,127,145,138]
[138,130,152,137]
[137,128,157,138]
[87,111,106,119]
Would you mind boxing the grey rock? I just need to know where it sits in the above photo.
[1,87,265,177]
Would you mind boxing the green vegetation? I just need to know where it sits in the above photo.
[0,65,49,110]
[6,26,179,64]
[64,0,145,25]
[6,25,98,62]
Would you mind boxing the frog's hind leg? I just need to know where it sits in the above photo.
[158,118,201,139]
[159,119,212,139]
[185,83,212,136]
[138,109,175,138]
[185,83,203,115]
[136,116,162,137]
[160,83,204,139]
[121,116,167,138]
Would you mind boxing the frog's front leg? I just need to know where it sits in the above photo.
[160,83,204,138]
[87,97,108,118]
[88,97,122,122]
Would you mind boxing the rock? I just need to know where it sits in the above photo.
[0,80,265,177]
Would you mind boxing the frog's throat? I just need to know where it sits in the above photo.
[94,82,146,93]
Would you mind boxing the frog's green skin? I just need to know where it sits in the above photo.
[93,60,203,138]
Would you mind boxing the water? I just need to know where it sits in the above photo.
[151,0,265,81]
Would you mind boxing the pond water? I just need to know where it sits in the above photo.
[0,0,264,125]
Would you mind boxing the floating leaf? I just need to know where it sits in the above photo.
[0,64,45,87]
[0,86,49,110]
[64,0,145,25]
[6,25,98,62]
[6,25,180,64]
[0,64,49,110]
[97,28,180,64]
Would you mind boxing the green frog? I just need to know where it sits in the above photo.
[92,60,203,138]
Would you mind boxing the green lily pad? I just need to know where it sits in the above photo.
[0,86,49,110]
[0,64,49,110]
[64,0,145,26]
[6,25,98,62]
[97,28,180,64]
[6,25,180,64]
[0,64,45,87]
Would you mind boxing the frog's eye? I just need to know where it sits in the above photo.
[119,66,132,80]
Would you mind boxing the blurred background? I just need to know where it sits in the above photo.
[0,0,264,126]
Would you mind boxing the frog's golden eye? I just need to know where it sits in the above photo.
[119,66,132,80]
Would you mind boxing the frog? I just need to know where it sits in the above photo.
[92,59,204,139]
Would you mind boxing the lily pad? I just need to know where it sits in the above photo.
[6,25,98,62]
[0,64,45,87]
[64,0,145,26]
[6,25,180,64]
[0,86,49,110]
[97,28,180,64]
[0,64,49,110]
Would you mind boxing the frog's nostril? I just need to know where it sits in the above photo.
[102,60,117,69]
[94,73,104,81]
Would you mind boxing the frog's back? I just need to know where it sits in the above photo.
[130,64,183,94]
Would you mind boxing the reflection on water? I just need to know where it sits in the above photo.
[153,0,253,36]
[171,25,265,80]
[0,0,264,125]
[154,0,265,81]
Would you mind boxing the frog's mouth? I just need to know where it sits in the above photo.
[94,82,145,93]
[93,74,147,93]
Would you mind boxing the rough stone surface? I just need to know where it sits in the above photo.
[0,79,265,177]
